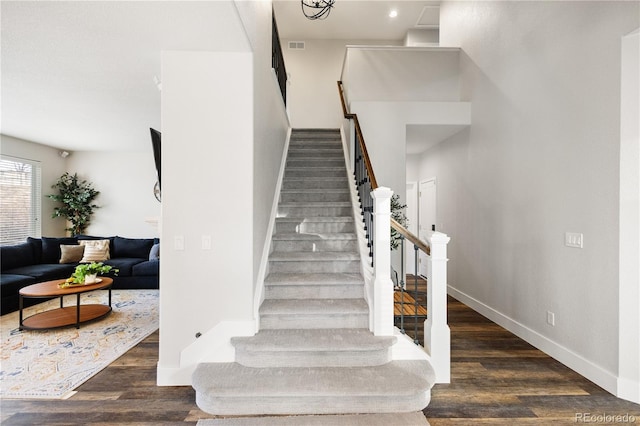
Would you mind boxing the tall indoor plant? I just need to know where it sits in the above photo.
[390,194,408,250]
[48,172,100,236]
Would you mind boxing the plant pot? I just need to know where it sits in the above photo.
[84,274,98,284]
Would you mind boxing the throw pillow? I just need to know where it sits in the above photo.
[41,237,78,264]
[79,239,110,262]
[149,243,160,260]
[59,245,85,264]
[113,236,154,259]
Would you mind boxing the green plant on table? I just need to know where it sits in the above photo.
[60,262,118,288]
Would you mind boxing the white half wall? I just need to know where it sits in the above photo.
[342,47,461,103]
[158,50,254,384]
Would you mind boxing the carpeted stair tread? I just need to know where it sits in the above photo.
[260,298,368,315]
[231,329,395,352]
[272,233,356,241]
[278,201,351,207]
[265,272,363,286]
[192,360,434,398]
[285,167,345,172]
[269,251,360,261]
[196,412,430,425]
[276,216,353,223]
[282,188,348,192]
[288,150,344,156]
[283,177,349,189]
[263,273,364,300]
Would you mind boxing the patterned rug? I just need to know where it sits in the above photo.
[0,289,158,399]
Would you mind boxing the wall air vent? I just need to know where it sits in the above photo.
[416,5,440,28]
[288,41,305,50]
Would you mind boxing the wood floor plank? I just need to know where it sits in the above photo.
[2,294,639,424]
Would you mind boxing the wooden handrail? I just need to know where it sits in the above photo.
[391,218,430,256]
[339,80,429,255]
[337,81,378,189]
[337,80,353,119]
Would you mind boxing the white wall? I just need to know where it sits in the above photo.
[404,29,439,47]
[158,2,289,385]
[66,150,160,238]
[349,101,470,206]
[0,135,67,237]
[427,0,639,396]
[159,50,254,377]
[282,39,399,129]
[342,47,461,103]
[235,1,290,287]
[618,28,640,403]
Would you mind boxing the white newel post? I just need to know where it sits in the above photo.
[425,231,451,383]
[371,187,394,336]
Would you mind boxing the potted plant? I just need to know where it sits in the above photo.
[60,262,118,288]
[390,194,408,250]
[48,172,100,236]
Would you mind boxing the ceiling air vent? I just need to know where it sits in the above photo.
[288,41,305,50]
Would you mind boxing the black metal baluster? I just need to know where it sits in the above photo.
[413,244,420,345]
[399,236,405,335]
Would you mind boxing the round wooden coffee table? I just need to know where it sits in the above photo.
[19,277,113,330]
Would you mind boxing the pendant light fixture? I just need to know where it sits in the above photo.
[301,0,335,20]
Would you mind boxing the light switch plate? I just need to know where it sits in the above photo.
[174,235,185,251]
[202,235,212,250]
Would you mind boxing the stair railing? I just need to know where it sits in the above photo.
[391,218,428,345]
[338,80,451,383]
[272,11,287,105]
[338,81,376,265]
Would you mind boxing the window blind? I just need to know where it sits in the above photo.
[0,156,42,245]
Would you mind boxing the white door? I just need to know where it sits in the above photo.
[405,182,419,280]
[418,178,436,277]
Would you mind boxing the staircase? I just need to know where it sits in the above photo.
[192,129,435,417]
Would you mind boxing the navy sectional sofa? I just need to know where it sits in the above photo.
[1,235,159,314]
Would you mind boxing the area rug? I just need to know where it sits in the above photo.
[0,289,158,399]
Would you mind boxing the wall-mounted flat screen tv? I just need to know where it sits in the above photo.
[150,128,161,189]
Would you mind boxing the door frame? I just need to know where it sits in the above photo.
[418,177,437,277]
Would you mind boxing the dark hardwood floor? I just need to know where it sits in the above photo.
[2,285,639,425]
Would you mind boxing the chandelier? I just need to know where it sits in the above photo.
[301,0,335,20]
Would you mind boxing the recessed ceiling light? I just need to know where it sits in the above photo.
[389,10,398,18]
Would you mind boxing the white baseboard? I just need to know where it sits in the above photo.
[448,285,619,397]
[156,320,255,386]
[617,377,640,404]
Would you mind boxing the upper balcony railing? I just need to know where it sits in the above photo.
[272,11,287,105]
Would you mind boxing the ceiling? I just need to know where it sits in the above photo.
[273,1,440,40]
[1,1,439,152]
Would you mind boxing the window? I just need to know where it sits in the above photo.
[0,156,41,245]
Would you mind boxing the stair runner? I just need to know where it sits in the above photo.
[192,129,435,417]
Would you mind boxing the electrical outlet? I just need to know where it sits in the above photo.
[565,232,583,248]
[547,311,555,326]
